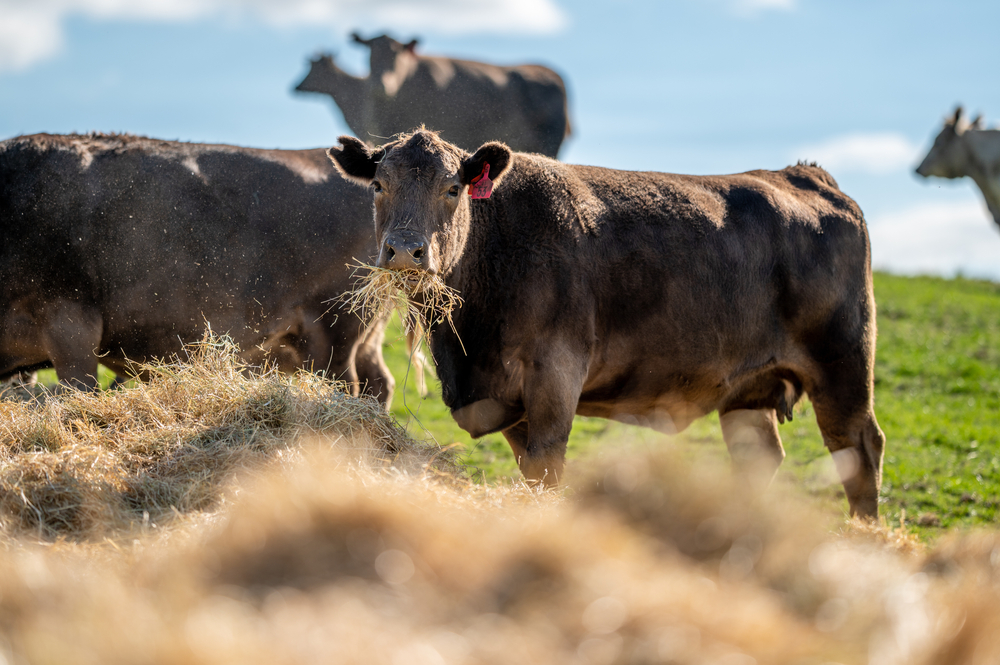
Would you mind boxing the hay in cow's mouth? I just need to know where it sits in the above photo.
[339,262,464,341]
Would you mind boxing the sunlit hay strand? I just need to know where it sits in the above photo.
[0,331,454,541]
[340,262,464,351]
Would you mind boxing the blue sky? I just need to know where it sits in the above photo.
[2,0,998,279]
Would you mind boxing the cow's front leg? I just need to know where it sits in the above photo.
[503,341,587,487]
[719,408,786,493]
[41,300,103,390]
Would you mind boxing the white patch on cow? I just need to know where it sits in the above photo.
[830,448,860,483]
[181,155,202,179]
[792,132,923,175]
[868,198,1000,281]
[0,0,566,72]
[78,147,94,170]
[296,167,327,185]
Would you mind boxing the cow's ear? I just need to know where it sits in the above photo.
[328,136,382,186]
[404,39,418,54]
[460,142,512,188]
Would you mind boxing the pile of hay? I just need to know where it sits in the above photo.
[0,334,451,541]
[1,442,995,665]
[2,337,1000,664]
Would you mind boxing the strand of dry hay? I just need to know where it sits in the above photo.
[0,332,456,542]
[338,261,465,354]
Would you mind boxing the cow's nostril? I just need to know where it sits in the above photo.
[412,248,423,260]
[386,247,396,260]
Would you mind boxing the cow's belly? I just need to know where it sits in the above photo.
[577,383,723,435]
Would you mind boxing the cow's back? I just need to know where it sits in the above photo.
[384,57,569,156]
[448,155,873,420]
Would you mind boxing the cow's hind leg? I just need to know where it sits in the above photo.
[719,407,786,493]
[808,355,885,519]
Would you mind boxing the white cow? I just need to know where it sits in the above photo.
[916,106,1000,231]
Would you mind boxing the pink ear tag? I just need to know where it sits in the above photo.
[468,163,493,199]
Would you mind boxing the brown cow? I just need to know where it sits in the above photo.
[329,129,886,518]
[0,132,392,402]
[295,33,571,157]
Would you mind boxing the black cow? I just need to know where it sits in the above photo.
[0,132,391,402]
[329,129,886,518]
[295,33,571,157]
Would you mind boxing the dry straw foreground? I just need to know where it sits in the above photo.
[0,334,451,541]
[2,338,1000,664]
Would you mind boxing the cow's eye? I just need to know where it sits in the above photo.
[447,185,460,198]
[372,181,383,194]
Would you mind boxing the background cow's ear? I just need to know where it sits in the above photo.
[460,142,512,187]
[404,39,418,53]
[328,136,379,185]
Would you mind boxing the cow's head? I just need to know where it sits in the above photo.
[351,33,418,79]
[294,53,336,93]
[328,129,512,284]
[916,106,984,179]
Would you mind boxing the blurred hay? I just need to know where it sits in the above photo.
[0,333,453,541]
[340,261,463,340]
[3,442,1000,663]
[5,353,1000,663]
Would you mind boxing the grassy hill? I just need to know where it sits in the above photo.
[381,272,1000,538]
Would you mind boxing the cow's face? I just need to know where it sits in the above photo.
[329,130,512,285]
[916,107,979,179]
[294,54,335,93]
[352,33,418,78]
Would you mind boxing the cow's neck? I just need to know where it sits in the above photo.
[428,197,509,409]
[323,66,369,138]
[963,130,1000,227]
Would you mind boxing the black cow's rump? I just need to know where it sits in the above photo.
[0,132,391,403]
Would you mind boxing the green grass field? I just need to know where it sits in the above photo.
[381,272,1000,538]
[32,272,999,538]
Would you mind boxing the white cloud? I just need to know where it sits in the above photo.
[732,0,795,15]
[0,0,568,72]
[792,132,924,176]
[868,199,1000,281]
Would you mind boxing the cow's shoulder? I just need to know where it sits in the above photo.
[494,153,607,235]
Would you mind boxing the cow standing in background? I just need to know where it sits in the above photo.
[329,129,886,518]
[917,106,1000,231]
[0,132,393,403]
[295,33,571,157]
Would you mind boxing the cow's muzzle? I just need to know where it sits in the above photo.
[379,229,430,272]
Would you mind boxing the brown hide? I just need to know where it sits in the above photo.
[0,133,392,403]
[329,130,886,518]
[295,34,571,157]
